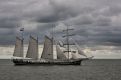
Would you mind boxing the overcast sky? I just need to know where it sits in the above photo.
[0,0,121,46]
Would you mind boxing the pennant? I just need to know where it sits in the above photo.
[20,28,24,31]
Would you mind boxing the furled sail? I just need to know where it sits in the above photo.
[13,37,24,57]
[56,44,67,59]
[26,36,38,60]
[41,36,53,59]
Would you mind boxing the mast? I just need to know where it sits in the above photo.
[52,26,54,59]
[66,26,69,60]
[36,34,39,60]
[20,28,24,58]
[63,25,74,60]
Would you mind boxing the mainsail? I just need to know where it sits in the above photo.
[41,36,53,59]
[13,37,24,57]
[56,44,67,59]
[26,36,38,60]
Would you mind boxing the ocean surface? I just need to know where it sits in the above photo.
[0,59,121,80]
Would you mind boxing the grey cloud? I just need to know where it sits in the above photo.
[94,16,112,26]
[0,17,19,28]
[103,6,121,16]
[0,0,121,46]
[66,15,95,25]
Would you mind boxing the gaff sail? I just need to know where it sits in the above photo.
[26,36,38,60]
[41,36,53,60]
[13,37,24,57]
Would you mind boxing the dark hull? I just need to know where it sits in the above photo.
[12,59,85,65]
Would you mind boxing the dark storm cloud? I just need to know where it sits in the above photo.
[0,0,121,45]
[0,17,19,28]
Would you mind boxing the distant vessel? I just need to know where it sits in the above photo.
[12,27,93,65]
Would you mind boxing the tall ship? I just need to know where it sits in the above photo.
[12,27,93,65]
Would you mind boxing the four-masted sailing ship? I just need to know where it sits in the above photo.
[12,27,93,65]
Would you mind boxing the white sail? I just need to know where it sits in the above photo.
[58,41,64,47]
[76,44,87,57]
[63,52,72,59]
[56,44,67,59]
[41,36,53,59]
[71,53,78,59]
[71,38,87,57]
[71,51,82,59]
[13,37,24,57]
[26,36,38,60]
[78,48,87,57]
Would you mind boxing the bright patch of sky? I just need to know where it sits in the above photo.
[0,45,121,59]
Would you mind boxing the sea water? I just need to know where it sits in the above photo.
[0,59,121,80]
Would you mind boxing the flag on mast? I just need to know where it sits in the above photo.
[20,28,24,31]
